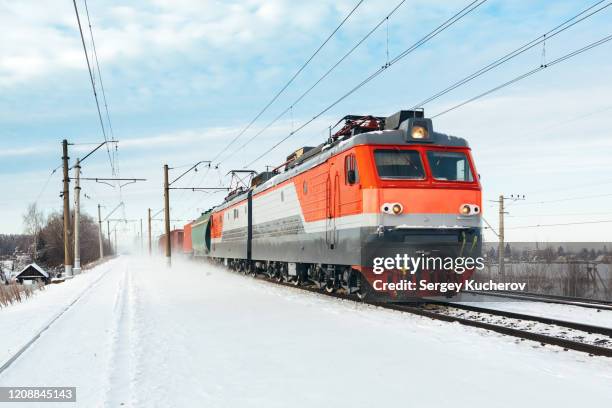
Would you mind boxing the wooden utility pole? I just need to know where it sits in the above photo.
[163,164,171,266]
[498,195,505,278]
[97,204,104,259]
[62,139,73,278]
[107,220,111,253]
[496,194,525,279]
[147,208,152,256]
[73,158,82,274]
[140,218,144,253]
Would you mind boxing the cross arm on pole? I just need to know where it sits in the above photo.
[169,161,211,186]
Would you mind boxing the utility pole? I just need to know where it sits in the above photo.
[140,218,144,253]
[97,204,104,259]
[498,195,505,278]
[107,220,111,253]
[147,208,152,256]
[163,164,171,267]
[62,139,73,278]
[162,160,213,266]
[73,158,81,274]
[114,227,117,253]
[495,194,526,278]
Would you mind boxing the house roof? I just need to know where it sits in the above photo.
[16,263,49,279]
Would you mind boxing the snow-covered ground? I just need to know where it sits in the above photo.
[0,255,611,407]
[451,292,612,328]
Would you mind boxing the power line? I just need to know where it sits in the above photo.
[512,192,612,206]
[79,0,129,224]
[218,0,409,165]
[71,0,114,175]
[509,211,612,218]
[432,33,612,118]
[33,165,62,205]
[243,0,488,169]
[506,219,612,229]
[412,0,611,109]
[83,0,116,175]
[210,0,366,163]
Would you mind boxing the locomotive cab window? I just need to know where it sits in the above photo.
[374,149,425,179]
[345,154,359,185]
[426,151,473,182]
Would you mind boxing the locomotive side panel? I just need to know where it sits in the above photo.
[211,201,248,260]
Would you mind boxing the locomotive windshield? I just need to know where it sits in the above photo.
[374,149,425,179]
[426,151,473,182]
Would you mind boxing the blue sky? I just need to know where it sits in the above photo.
[1,0,611,244]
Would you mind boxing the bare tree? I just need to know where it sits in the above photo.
[22,202,44,260]
[38,210,111,268]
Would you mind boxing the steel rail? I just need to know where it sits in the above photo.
[425,300,612,337]
[461,290,612,311]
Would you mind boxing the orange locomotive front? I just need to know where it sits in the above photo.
[189,110,482,300]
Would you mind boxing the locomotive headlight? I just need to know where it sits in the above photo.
[411,125,428,139]
[459,204,480,216]
[381,202,403,215]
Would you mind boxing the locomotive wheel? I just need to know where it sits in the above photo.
[275,264,288,283]
[291,271,302,286]
[356,286,368,300]
[313,266,325,289]
[247,263,257,277]
[342,268,352,293]
[324,277,336,293]
[265,263,274,279]
[355,274,370,301]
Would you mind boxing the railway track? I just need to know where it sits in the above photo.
[227,265,612,358]
[461,290,612,311]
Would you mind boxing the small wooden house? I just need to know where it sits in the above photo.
[15,263,50,284]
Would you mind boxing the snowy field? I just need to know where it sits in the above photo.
[0,255,611,407]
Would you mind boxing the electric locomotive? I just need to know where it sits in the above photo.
[187,110,482,299]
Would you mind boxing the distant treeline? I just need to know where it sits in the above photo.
[2,207,113,268]
[0,234,31,257]
[484,244,610,262]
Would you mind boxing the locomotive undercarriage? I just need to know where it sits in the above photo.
[220,258,371,300]
[209,224,482,302]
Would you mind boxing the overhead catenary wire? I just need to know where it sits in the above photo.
[511,192,612,206]
[411,0,611,109]
[432,33,612,118]
[508,211,612,217]
[243,0,488,168]
[217,0,409,165]
[210,0,366,163]
[71,0,114,175]
[73,0,133,243]
[505,219,612,230]
[33,165,62,206]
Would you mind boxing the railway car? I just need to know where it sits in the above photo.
[188,110,482,299]
[183,222,194,257]
[191,212,212,258]
[158,229,184,255]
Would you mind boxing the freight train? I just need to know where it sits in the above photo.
[181,110,482,299]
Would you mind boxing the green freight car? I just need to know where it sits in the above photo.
[191,211,212,257]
